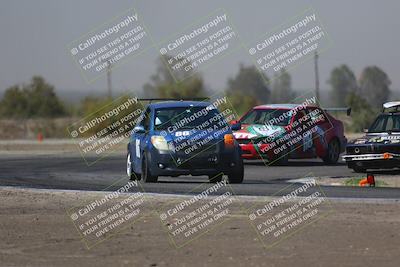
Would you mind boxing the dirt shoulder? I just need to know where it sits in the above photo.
[0,187,399,267]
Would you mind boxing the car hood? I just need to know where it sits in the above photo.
[155,128,231,143]
[349,133,400,145]
[233,124,285,140]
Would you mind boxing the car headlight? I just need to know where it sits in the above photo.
[151,136,170,151]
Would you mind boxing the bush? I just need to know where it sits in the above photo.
[0,76,66,119]
[345,92,378,132]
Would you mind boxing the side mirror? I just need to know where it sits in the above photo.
[363,129,369,133]
[134,125,145,134]
[231,122,242,131]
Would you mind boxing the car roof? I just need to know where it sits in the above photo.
[383,101,400,109]
[253,104,318,110]
[148,101,210,109]
[383,101,400,113]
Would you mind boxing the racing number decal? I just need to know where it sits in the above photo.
[135,139,141,158]
[175,131,190,137]
[303,131,313,151]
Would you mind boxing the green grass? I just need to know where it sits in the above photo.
[344,177,388,187]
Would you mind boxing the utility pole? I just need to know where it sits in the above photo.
[314,51,320,103]
[106,59,112,99]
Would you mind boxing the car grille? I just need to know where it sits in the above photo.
[174,141,219,156]
[347,145,400,154]
[177,159,217,169]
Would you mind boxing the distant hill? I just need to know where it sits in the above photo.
[54,89,144,104]
[1,86,398,105]
[56,89,107,104]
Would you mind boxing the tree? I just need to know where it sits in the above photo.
[270,69,294,103]
[226,91,258,115]
[155,76,205,99]
[345,92,377,132]
[328,65,357,107]
[143,55,206,98]
[0,86,29,118]
[0,76,66,118]
[226,64,270,104]
[359,66,391,108]
[26,76,66,117]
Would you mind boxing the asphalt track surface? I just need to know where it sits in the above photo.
[1,153,400,199]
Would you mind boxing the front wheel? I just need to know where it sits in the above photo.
[127,153,140,180]
[142,154,158,183]
[228,158,244,184]
[322,139,340,164]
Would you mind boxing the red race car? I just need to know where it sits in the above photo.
[232,104,348,165]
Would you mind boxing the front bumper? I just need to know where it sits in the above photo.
[239,143,260,159]
[343,153,400,161]
[148,148,241,176]
[238,143,274,160]
[343,152,400,169]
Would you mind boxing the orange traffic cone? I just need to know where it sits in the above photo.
[358,178,368,187]
[358,174,375,187]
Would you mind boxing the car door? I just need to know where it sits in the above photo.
[290,109,314,158]
[132,107,151,173]
[307,107,329,157]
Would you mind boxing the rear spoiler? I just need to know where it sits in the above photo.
[138,97,209,103]
[323,107,351,116]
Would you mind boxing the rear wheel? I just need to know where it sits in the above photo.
[142,154,158,183]
[322,139,340,164]
[228,158,244,184]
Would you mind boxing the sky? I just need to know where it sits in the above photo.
[1,0,399,99]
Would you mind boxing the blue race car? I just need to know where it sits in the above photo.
[126,99,244,183]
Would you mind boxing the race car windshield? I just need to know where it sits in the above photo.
[368,114,400,133]
[154,106,226,130]
[240,109,291,126]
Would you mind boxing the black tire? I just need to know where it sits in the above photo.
[322,139,340,164]
[352,167,366,173]
[127,153,141,181]
[142,154,158,183]
[228,158,244,184]
[208,173,224,183]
